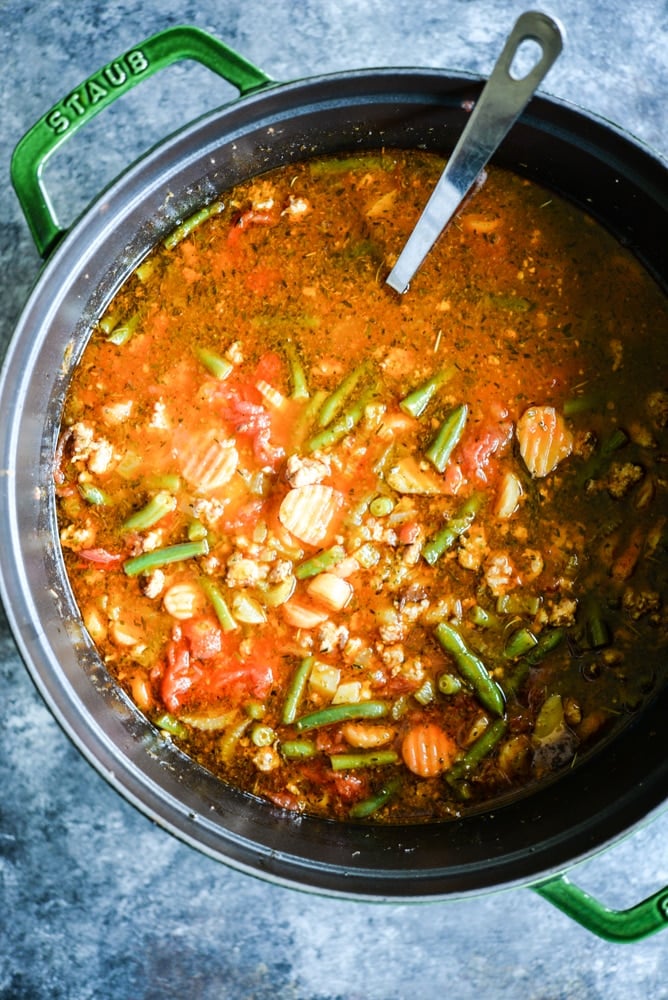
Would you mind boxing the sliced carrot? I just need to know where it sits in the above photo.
[181,434,238,492]
[401,722,457,778]
[278,485,341,546]
[516,405,573,478]
[611,525,644,582]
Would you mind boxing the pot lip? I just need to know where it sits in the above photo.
[2,63,667,898]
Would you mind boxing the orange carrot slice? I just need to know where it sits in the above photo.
[516,406,573,478]
[278,485,341,546]
[401,723,457,777]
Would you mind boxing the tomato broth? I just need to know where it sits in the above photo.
[55,150,668,822]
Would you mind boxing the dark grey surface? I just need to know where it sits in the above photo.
[1,2,667,998]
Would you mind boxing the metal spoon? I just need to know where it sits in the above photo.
[386,10,564,294]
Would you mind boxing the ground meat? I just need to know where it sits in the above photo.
[603,462,645,499]
[622,587,661,620]
[484,553,518,595]
[267,559,294,584]
[140,569,165,599]
[546,596,578,627]
[646,388,668,429]
[70,421,115,474]
[285,453,331,487]
[226,555,269,588]
[316,621,349,653]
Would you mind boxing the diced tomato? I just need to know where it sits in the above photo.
[205,658,275,701]
[441,462,465,495]
[333,772,369,803]
[180,616,223,660]
[221,393,284,467]
[398,521,420,545]
[78,547,123,568]
[219,497,265,532]
[161,638,202,713]
[253,351,284,386]
[456,420,513,485]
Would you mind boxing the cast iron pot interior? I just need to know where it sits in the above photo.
[1,68,666,899]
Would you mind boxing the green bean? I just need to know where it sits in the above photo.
[496,592,541,616]
[199,577,238,632]
[469,605,503,630]
[295,700,389,732]
[446,718,508,788]
[78,483,111,506]
[251,724,276,747]
[123,539,209,577]
[316,363,369,428]
[280,739,316,759]
[503,627,565,696]
[434,621,505,717]
[295,545,346,580]
[292,388,327,443]
[369,495,395,517]
[413,680,435,705]
[163,200,224,250]
[586,609,610,649]
[122,491,176,532]
[425,403,468,472]
[282,656,314,724]
[146,473,182,492]
[285,341,309,400]
[106,313,140,346]
[244,700,265,720]
[437,672,462,696]
[187,519,208,542]
[399,367,456,418]
[195,347,234,380]
[154,712,189,739]
[330,750,399,770]
[349,776,402,818]
[503,626,538,660]
[563,393,601,417]
[306,382,378,453]
[422,492,482,566]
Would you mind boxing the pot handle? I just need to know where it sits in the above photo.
[10,25,274,258]
[532,873,668,942]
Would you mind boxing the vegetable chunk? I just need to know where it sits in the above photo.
[516,406,573,478]
[278,485,342,546]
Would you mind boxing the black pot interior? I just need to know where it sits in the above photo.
[4,69,667,898]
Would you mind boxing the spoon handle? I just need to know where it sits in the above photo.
[386,10,564,294]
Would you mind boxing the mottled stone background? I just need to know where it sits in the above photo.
[1,2,666,998]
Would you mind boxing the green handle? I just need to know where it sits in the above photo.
[10,25,273,257]
[533,873,668,942]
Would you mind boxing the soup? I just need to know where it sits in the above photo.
[55,150,668,822]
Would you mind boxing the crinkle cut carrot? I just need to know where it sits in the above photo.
[516,405,573,478]
[181,434,239,492]
[278,484,341,546]
[401,722,458,777]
